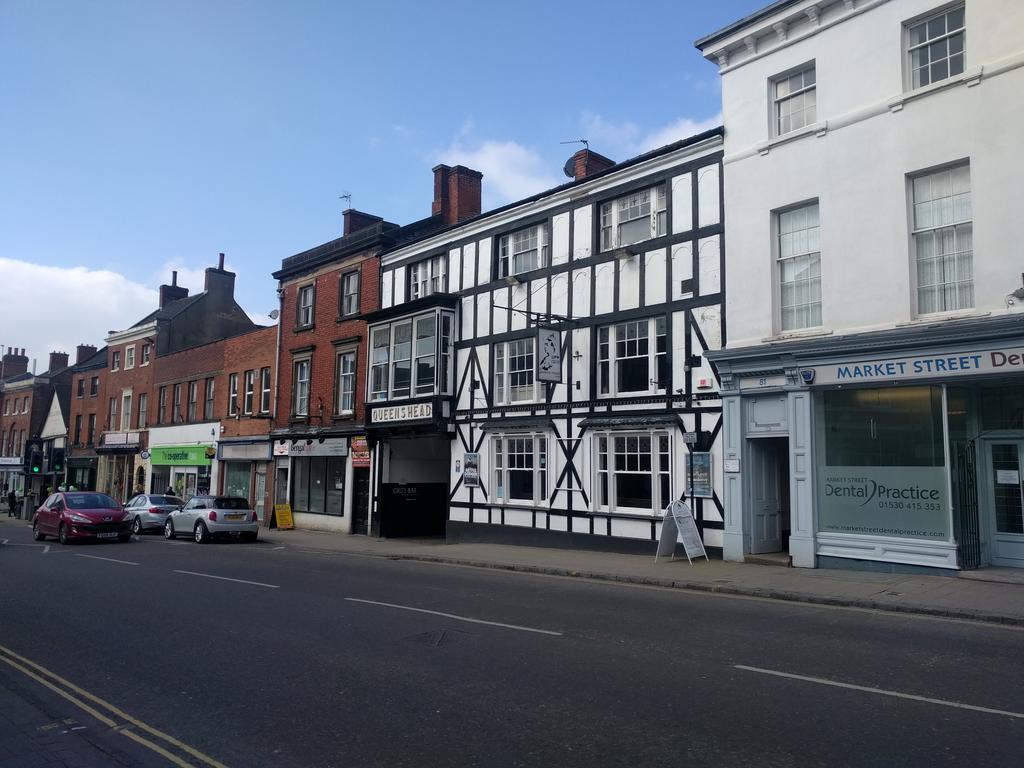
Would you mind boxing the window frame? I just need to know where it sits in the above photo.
[121,393,132,431]
[228,373,239,417]
[904,4,966,91]
[335,349,357,416]
[593,431,674,516]
[340,270,361,317]
[158,386,167,425]
[498,222,550,278]
[910,161,973,316]
[296,284,315,329]
[124,345,136,370]
[292,358,311,417]
[243,370,255,415]
[596,316,668,397]
[137,392,148,430]
[408,254,446,300]
[259,367,271,414]
[172,384,182,424]
[774,199,823,333]
[493,337,538,406]
[76,378,84,398]
[141,343,151,366]
[111,350,121,371]
[599,183,668,252]
[770,61,817,138]
[204,378,215,420]
[367,309,453,402]
[108,397,118,431]
[187,380,198,422]
[90,377,99,396]
[491,433,549,507]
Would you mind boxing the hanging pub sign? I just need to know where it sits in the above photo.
[463,452,480,487]
[536,326,562,383]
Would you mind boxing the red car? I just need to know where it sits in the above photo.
[32,491,132,544]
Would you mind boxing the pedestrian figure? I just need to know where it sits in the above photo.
[165,486,174,496]
[7,489,16,517]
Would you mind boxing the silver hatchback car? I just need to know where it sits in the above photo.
[125,494,183,535]
[163,495,260,543]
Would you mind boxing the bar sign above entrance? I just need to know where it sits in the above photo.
[371,403,433,423]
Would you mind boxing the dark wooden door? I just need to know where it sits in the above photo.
[352,468,370,535]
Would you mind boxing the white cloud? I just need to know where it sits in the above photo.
[437,128,561,207]
[0,258,157,364]
[580,111,722,159]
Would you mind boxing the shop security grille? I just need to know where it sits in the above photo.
[954,440,981,570]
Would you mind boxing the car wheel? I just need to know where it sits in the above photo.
[32,520,45,541]
[242,531,258,543]
[132,517,143,535]
[194,521,209,544]
[58,523,69,546]
[164,520,175,540]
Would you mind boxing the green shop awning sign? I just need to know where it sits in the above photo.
[150,445,214,466]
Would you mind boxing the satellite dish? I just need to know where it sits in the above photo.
[268,309,280,320]
[562,157,576,179]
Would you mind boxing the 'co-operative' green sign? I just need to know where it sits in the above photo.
[150,445,213,466]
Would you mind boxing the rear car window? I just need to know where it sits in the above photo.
[150,496,182,505]
[65,493,118,509]
[213,497,248,510]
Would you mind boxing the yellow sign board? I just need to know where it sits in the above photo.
[273,503,294,530]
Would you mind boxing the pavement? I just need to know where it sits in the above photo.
[251,523,1024,627]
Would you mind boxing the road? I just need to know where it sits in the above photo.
[1,520,1022,767]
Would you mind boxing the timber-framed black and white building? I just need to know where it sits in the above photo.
[364,128,727,552]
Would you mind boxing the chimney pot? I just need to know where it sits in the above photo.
[172,270,178,286]
[218,253,225,270]
[432,164,482,225]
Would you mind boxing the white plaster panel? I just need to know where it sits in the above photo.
[476,239,491,285]
[671,172,693,233]
[552,212,570,265]
[610,518,651,540]
[594,265,614,316]
[697,163,720,227]
[618,257,640,311]
[698,235,721,296]
[473,509,489,524]
[449,507,470,522]
[476,293,491,337]
[492,287,509,334]
[645,249,666,306]
[382,271,393,309]
[572,206,592,261]
[693,304,722,350]
[549,515,568,532]
[572,327,590,400]
[550,273,568,318]
[532,278,548,319]
[504,509,533,528]
[672,311,687,392]
[571,268,591,317]
[671,243,693,300]
[461,296,474,342]
[510,282,528,331]
[462,242,475,289]
[571,517,591,534]
[450,248,463,292]
[393,266,406,305]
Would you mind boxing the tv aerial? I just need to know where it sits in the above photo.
[560,139,589,178]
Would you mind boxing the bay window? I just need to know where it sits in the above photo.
[492,434,548,505]
[595,432,673,515]
[409,255,445,299]
[597,317,667,396]
[499,224,548,277]
[600,184,667,251]
[368,310,454,401]
[494,338,536,405]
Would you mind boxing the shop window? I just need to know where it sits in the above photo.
[494,338,536,405]
[291,456,345,516]
[224,462,251,501]
[492,434,547,505]
[594,432,672,515]
[597,317,667,396]
[816,386,949,540]
[600,184,667,251]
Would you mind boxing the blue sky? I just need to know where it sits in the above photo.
[1,0,761,363]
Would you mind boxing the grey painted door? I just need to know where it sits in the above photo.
[987,441,1024,567]
[750,439,783,554]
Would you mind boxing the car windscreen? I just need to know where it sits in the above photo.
[65,493,119,509]
[213,497,249,510]
[150,496,182,506]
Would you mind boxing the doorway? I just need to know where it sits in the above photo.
[748,437,790,554]
[352,468,370,535]
[984,440,1024,567]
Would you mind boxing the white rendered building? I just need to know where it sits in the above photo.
[696,0,1024,570]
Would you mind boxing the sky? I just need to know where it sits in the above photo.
[0,0,762,369]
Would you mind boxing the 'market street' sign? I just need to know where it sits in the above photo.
[807,344,1024,385]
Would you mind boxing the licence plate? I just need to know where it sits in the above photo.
[97,532,118,539]
[225,513,244,520]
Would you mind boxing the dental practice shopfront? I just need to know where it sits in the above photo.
[709,317,1024,571]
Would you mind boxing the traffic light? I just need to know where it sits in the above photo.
[50,448,65,474]
[24,438,43,476]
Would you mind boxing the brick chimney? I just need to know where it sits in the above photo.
[343,209,383,236]
[75,344,98,364]
[432,164,483,226]
[48,351,69,372]
[569,149,616,181]
[204,253,236,302]
[2,347,28,379]
[159,271,189,308]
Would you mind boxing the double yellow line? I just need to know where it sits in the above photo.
[0,644,227,767]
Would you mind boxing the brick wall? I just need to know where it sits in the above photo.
[153,339,225,426]
[68,369,107,448]
[104,341,156,432]
[276,249,380,432]
[222,325,277,439]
